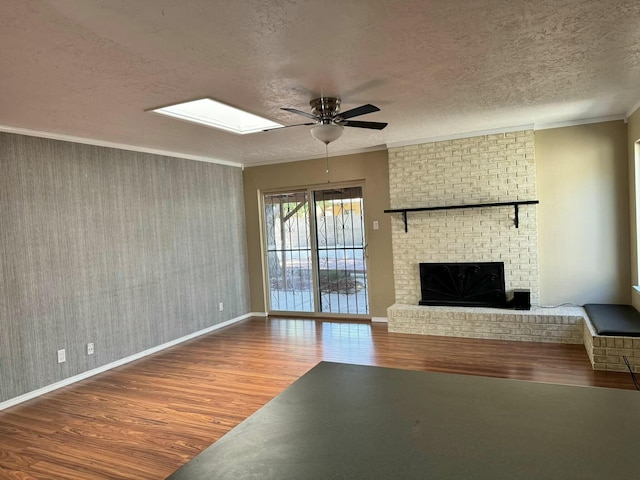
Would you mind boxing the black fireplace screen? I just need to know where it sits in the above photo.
[419,262,506,308]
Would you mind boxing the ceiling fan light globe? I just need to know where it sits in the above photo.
[310,124,344,145]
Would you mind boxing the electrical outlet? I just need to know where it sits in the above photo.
[57,349,66,364]
[373,220,379,230]
[219,302,224,312]
[87,343,94,355]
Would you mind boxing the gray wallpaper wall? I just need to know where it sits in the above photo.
[0,132,250,402]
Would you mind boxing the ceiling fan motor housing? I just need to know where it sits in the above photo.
[310,97,341,120]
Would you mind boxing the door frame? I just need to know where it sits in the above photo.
[258,180,370,319]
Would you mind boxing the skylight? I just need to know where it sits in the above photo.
[151,98,282,135]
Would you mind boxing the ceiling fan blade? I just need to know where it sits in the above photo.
[336,104,380,120]
[262,122,315,132]
[343,120,388,130]
[281,107,318,120]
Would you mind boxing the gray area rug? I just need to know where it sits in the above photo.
[167,361,639,479]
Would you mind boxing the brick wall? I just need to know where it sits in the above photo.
[388,131,539,305]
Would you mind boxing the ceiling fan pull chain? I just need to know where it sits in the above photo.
[325,144,331,183]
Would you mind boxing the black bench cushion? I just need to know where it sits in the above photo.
[583,304,640,337]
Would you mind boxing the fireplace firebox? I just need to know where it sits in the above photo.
[419,262,506,308]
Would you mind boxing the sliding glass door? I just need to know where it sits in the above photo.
[263,185,369,316]
[263,191,314,312]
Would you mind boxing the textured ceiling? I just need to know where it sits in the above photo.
[1,0,640,166]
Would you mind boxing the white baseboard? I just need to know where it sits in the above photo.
[0,313,252,411]
[250,311,268,317]
[371,317,388,323]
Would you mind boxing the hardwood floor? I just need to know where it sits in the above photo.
[0,316,636,479]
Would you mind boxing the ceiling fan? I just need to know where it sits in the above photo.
[275,97,388,144]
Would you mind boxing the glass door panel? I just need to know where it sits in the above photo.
[263,192,314,312]
[314,187,369,315]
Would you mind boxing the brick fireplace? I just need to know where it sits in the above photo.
[388,130,539,306]
[385,131,567,342]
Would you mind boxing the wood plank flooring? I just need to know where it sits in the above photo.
[0,316,636,479]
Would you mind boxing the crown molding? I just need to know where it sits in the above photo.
[626,98,640,120]
[0,124,242,168]
[386,124,534,149]
[534,115,626,131]
[241,144,388,168]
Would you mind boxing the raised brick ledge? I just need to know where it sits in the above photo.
[387,304,585,344]
[583,314,640,373]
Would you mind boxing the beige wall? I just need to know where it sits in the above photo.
[536,121,630,305]
[242,150,394,318]
[627,109,640,309]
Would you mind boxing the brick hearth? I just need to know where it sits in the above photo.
[388,304,584,343]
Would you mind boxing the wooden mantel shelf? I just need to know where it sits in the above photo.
[384,200,539,232]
